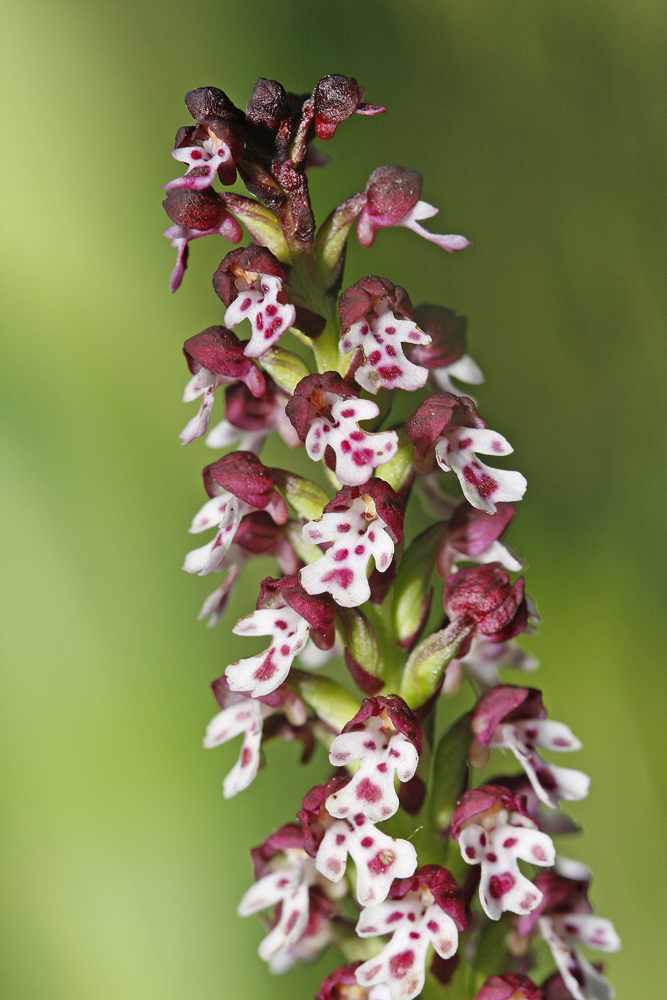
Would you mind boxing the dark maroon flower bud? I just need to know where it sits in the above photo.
[356,165,422,245]
[312,74,384,140]
[163,187,226,231]
[410,304,468,370]
[316,962,363,1000]
[183,327,265,396]
[430,952,460,986]
[474,973,544,1000]
[184,86,240,123]
[338,274,414,333]
[232,511,285,555]
[322,478,406,544]
[203,451,285,516]
[298,776,351,856]
[397,773,427,815]
[246,78,291,133]
[444,563,528,643]
[212,245,287,307]
[389,864,467,931]
[450,784,532,842]
[341,694,422,754]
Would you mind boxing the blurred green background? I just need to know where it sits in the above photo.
[2,0,665,996]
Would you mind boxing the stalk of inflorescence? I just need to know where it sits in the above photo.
[163,74,620,1000]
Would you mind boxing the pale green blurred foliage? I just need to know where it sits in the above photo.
[1,1,666,997]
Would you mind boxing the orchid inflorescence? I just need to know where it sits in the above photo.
[163,74,619,1000]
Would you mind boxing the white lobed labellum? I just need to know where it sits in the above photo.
[238,851,316,964]
[315,812,417,907]
[431,354,485,398]
[300,496,396,608]
[538,915,619,1000]
[340,304,431,394]
[490,720,590,810]
[164,141,232,192]
[203,697,266,798]
[326,717,419,823]
[224,274,296,359]
[394,200,470,253]
[179,370,244,445]
[225,606,310,698]
[306,397,398,486]
[182,493,243,576]
[435,425,527,514]
[355,894,459,1000]
[458,816,555,920]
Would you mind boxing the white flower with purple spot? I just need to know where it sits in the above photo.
[204,689,308,798]
[458,809,554,920]
[315,811,418,907]
[238,849,320,964]
[164,134,234,192]
[325,716,419,823]
[225,606,310,698]
[435,426,527,515]
[340,306,431,394]
[489,718,590,810]
[224,273,296,359]
[182,491,245,575]
[354,890,460,1000]
[300,496,396,608]
[539,913,620,1000]
[306,397,398,486]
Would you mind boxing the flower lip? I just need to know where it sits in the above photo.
[450,784,533,842]
[341,695,422,756]
[388,864,467,932]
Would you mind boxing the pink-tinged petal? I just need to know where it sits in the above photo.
[226,607,310,697]
[553,914,620,953]
[224,273,297,359]
[179,384,217,444]
[182,520,240,575]
[258,881,311,961]
[538,917,615,1000]
[496,725,590,808]
[515,719,583,753]
[396,201,470,252]
[203,698,264,797]
[340,304,431,395]
[355,898,422,937]
[189,492,237,534]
